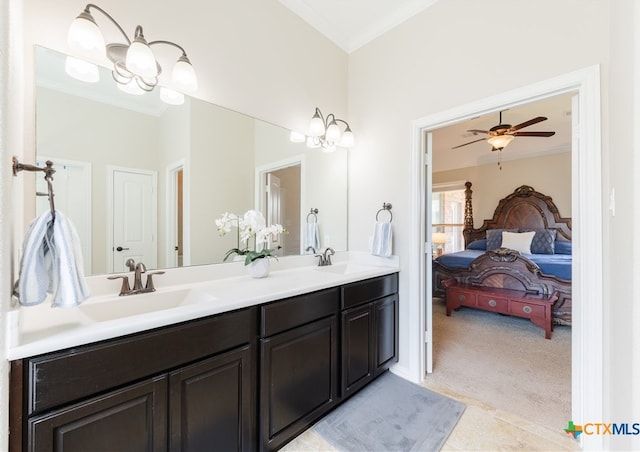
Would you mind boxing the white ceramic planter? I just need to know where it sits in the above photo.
[247,258,270,278]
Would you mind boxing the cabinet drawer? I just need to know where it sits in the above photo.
[477,294,508,312]
[261,288,339,337]
[24,307,257,416]
[509,300,545,318]
[448,288,476,306]
[341,273,398,309]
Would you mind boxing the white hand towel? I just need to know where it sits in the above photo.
[305,222,320,252]
[14,210,90,307]
[371,222,392,257]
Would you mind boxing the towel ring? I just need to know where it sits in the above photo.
[306,208,319,223]
[375,202,393,223]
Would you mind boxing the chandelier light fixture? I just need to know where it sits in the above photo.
[65,3,198,105]
[290,108,354,152]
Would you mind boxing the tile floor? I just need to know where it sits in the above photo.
[281,380,580,451]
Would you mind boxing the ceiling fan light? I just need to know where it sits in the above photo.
[487,134,515,150]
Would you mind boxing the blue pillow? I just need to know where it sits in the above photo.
[467,239,487,250]
[554,240,572,255]
[519,228,557,254]
[486,229,518,250]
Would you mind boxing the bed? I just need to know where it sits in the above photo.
[432,183,572,325]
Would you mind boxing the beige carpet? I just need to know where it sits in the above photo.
[425,298,571,432]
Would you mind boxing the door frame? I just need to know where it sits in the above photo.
[165,159,188,268]
[255,155,305,252]
[106,165,158,273]
[410,65,602,449]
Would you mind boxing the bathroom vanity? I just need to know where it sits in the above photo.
[8,256,398,451]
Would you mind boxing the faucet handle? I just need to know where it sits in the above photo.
[107,275,131,296]
[145,271,165,291]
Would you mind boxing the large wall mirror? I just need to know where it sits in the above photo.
[34,46,347,276]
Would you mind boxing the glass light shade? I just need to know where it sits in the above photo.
[339,129,354,147]
[67,14,106,58]
[160,87,184,105]
[306,136,320,148]
[325,121,341,143]
[308,113,325,137]
[125,39,158,78]
[117,79,146,95]
[65,56,100,83]
[322,143,337,153]
[289,131,306,143]
[171,57,198,92]
[487,134,515,149]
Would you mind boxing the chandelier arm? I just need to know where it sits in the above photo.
[85,3,131,45]
[148,40,189,57]
[333,118,351,129]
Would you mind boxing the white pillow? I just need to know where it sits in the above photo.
[501,231,535,254]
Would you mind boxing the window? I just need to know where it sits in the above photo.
[432,183,466,256]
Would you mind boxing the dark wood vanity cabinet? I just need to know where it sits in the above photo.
[341,274,399,398]
[259,288,340,452]
[10,272,399,452]
[10,307,257,452]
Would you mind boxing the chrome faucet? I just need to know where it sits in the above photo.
[107,261,165,296]
[315,247,335,266]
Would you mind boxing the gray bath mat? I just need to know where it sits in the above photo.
[313,372,465,451]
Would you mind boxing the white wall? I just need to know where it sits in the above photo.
[433,152,572,224]
[347,0,637,449]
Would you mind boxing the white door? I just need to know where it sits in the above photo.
[36,157,92,274]
[266,173,283,254]
[110,168,157,272]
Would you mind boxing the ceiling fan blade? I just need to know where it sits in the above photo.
[466,129,489,134]
[511,131,556,137]
[509,116,547,131]
[451,138,487,149]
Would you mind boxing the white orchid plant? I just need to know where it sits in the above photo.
[215,210,285,265]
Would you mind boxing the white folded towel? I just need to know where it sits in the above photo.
[14,210,90,307]
[305,222,320,252]
[371,222,392,257]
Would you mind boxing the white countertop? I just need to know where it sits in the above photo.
[6,252,399,360]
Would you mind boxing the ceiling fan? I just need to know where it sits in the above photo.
[452,111,556,151]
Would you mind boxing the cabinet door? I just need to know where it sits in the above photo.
[169,345,253,452]
[260,316,338,451]
[28,375,167,452]
[374,294,399,375]
[341,303,374,397]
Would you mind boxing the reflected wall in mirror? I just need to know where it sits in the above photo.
[35,46,347,276]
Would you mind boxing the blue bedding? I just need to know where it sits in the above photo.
[435,249,572,281]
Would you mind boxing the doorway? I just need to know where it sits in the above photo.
[167,160,186,268]
[410,66,603,449]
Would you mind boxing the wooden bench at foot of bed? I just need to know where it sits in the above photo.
[443,278,558,339]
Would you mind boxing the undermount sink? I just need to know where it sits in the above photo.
[79,287,217,322]
[314,263,373,275]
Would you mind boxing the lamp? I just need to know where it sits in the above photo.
[297,107,354,152]
[66,4,198,104]
[487,134,514,150]
[432,232,446,257]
